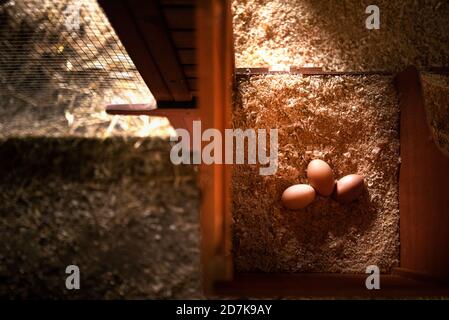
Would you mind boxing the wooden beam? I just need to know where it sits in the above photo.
[197,0,234,295]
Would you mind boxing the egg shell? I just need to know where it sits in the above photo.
[281,184,316,210]
[333,174,365,204]
[306,159,335,196]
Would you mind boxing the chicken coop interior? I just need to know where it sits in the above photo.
[1,0,449,299]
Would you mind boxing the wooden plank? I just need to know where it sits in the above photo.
[392,267,449,287]
[172,30,196,49]
[164,7,196,29]
[187,78,196,90]
[105,103,196,115]
[98,0,173,101]
[235,67,269,75]
[395,66,449,278]
[105,103,156,115]
[178,49,196,64]
[161,0,195,5]
[290,66,324,74]
[235,67,394,77]
[105,103,199,151]
[128,0,192,101]
[214,273,449,297]
[157,99,196,108]
[197,0,234,295]
[183,64,196,78]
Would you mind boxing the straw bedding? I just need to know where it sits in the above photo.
[232,74,400,273]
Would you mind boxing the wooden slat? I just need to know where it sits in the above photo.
[105,103,196,115]
[105,103,199,151]
[178,49,196,64]
[187,78,196,90]
[183,64,196,78]
[164,7,195,29]
[235,67,394,77]
[392,267,449,287]
[128,0,192,101]
[98,0,173,101]
[395,66,449,278]
[161,0,195,5]
[172,30,196,48]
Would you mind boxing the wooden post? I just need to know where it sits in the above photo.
[197,0,234,294]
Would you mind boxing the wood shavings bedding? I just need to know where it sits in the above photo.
[232,0,449,71]
[232,74,400,273]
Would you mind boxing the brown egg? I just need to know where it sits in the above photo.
[333,174,365,204]
[306,159,335,196]
[281,184,316,210]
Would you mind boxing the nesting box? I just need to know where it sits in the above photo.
[196,2,449,297]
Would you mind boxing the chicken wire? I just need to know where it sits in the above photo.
[0,0,153,105]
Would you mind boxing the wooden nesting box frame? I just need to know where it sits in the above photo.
[100,0,449,297]
[197,2,449,297]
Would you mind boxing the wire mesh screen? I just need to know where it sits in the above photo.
[0,0,153,104]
